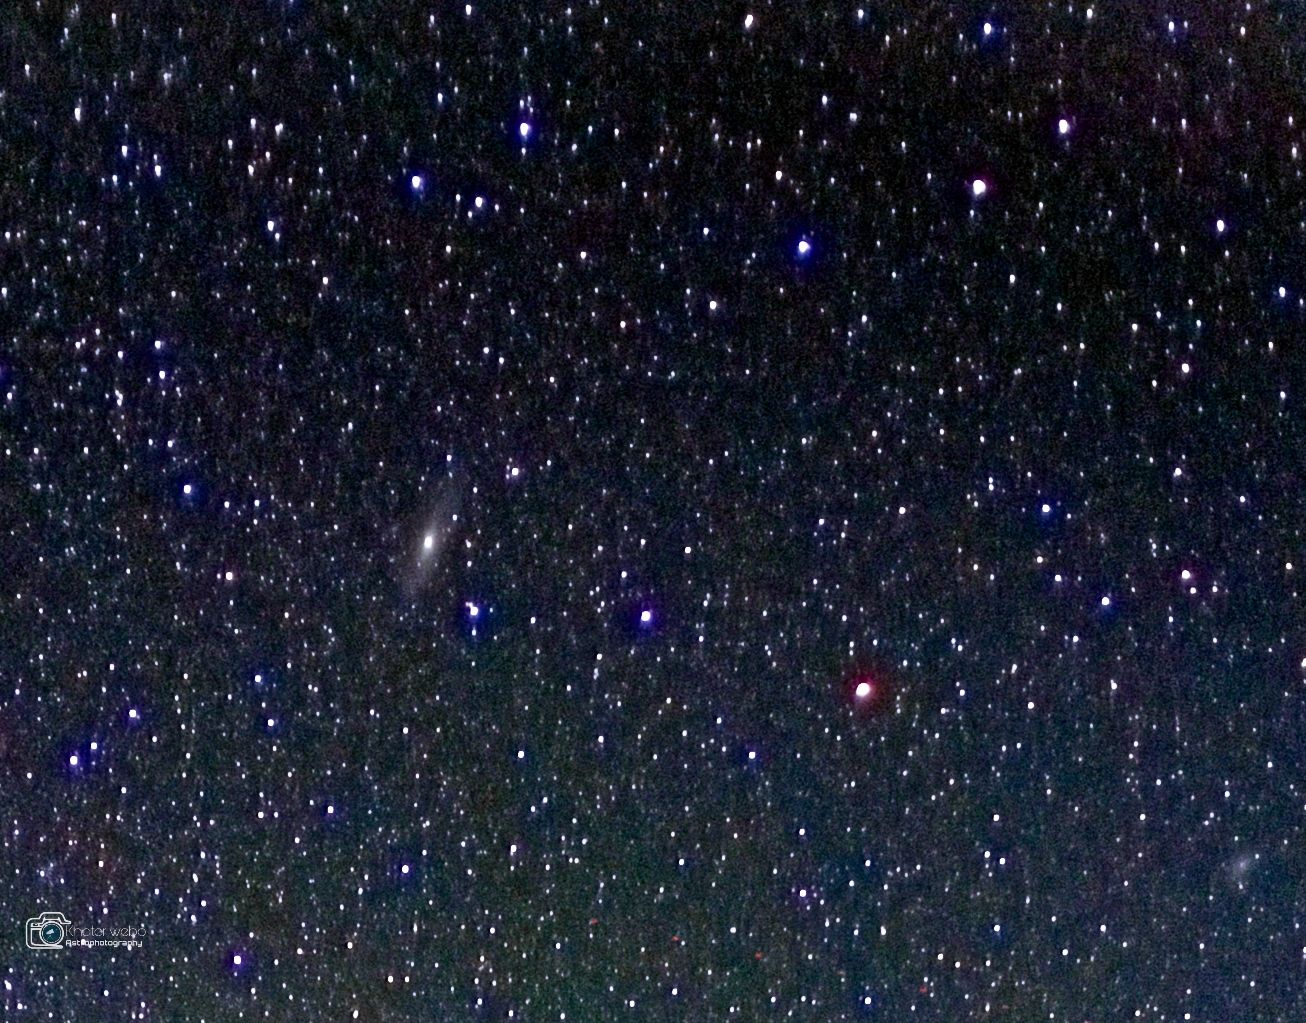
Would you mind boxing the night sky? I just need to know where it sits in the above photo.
[2,1,1305,1019]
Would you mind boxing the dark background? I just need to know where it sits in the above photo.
[1,0,1304,1018]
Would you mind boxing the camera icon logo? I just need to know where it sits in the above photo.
[26,912,71,950]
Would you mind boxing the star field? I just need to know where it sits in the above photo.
[2,1,1306,1020]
